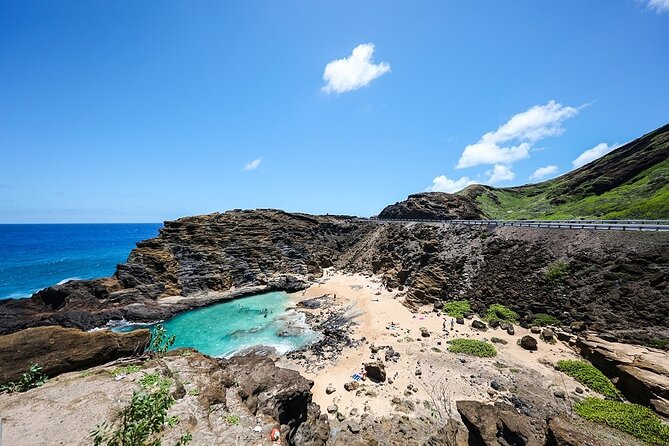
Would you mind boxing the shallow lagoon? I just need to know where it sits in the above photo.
[117,291,318,357]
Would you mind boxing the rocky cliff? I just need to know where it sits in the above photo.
[378,192,484,220]
[1,209,667,346]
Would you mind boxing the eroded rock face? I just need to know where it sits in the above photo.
[576,335,669,416]
[378,192,484,220]
[0,325,150,384]
[0,350,329,446]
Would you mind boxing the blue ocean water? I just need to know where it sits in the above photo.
[116,291,319,357]
[0,224,162,299]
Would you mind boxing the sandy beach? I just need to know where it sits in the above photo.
[279,269,584,422]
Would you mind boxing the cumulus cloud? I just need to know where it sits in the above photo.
[322,43,391,94]
[571,143,618,168]
[529,165,559,181]
[425,175,475,193]
[486,164,515,184]
[456,101,580,169]
[647,0,669,13]
[243,158,263,171]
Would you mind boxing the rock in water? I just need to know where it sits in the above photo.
[520,335,538,351]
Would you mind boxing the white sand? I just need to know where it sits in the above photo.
[279,270,583,420]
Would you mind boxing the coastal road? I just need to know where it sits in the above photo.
[368,218,669,232]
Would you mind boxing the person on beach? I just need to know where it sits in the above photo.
[451,318,455,330]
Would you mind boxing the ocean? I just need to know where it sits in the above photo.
[0,223,162,300]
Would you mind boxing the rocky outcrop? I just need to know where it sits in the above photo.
[224,355,329,446]
[0,350,329,446]
[576,335,669,416]
[0,325,150,384]
[456,400,546,445]
[378,192,484,220]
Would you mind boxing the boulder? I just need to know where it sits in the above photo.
[456,317,465,325]
[542,328,555,342]
[344,381,360,392]
[520,335,538,351]
[472,320,487,330]
[364,361,387,382]
[0,325,150,384]
[456,400,545,446]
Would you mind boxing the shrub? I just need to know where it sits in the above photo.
[648,338,669,351]
[225,415,240,425]
[91,372,191,446]
[0,364,48,393]
[483,304,519,324]
[148,324,176,354]
[556,360,620,399]
[545,260,569,282]
[574,397,669,445]
[448,339,497,358]
[532,313,560,327]
[442,300,471,318]
[111,365,142,377]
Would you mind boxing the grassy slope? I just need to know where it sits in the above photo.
[465,124,669,220]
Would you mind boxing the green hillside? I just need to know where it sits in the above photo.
[461,123,669,220]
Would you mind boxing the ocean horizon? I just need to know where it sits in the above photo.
[0,223,162,300]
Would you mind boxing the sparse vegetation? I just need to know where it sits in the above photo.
[574,397,669,445]
[532,313,560,326]
[148,324,176,354]
[91,371,191,446]
[442,300,471,318]
[225,415,240,426]
[448,339,497,357]
[0,364,48,393]
[483,304,519,324]
[187,388,199,396]
[545,261,569,282]
[556,360,620,399]
[111,365,142,377]
[648,338,669,351]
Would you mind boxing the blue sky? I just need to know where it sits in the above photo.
[1,1,668,223]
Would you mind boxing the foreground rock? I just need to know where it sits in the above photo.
[378,192,483,220]
[0,350,328,446]
[0,325,150,384]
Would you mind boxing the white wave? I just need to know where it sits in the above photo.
[56,277,82,285]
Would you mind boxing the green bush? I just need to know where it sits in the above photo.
[483,304,519,324]
[448,339,497,357]
[574,397,669,445]
[556,360,620,398]
[91,371,191,446]
[442,300,471,318]
[148,324,176,354]
[225,415,240,425]
[648,338,669,351]
[532,313,560,326]
[0,364,48,393]
[545,260,569,282]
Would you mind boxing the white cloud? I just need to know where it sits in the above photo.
[243,158,263,171]
[456,100,580,168]
[529,165,559,181]
[647,0,669,13]
[322,43,391,94]
[571,143,618,168]
[486,164,515,184]
[425,175,475,193]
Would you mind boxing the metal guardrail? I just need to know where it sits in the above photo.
[366,218,669,232]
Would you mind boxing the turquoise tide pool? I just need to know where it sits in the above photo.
[116,291,319,357]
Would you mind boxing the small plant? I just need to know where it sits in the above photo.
[187,388,200,396]
[532,313,560,326]
[225,414,240,426]
[574,397,669,445]
[545,260,569,282]
[556,360,620,399]
[111,365,142,378]
[442,300,471,318]
[483,304,519,324]
[648,338,669,351]
[79,370,94,378]
[149,324,176,354]
[0,364,48,393]
[91,371,191,446]
[448,339,497,357]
